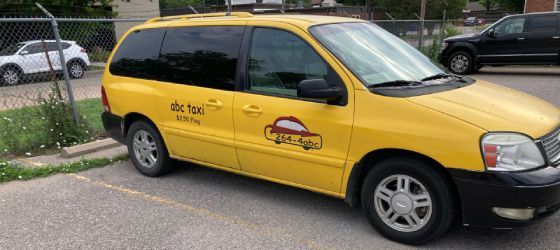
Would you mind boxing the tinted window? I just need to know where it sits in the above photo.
[494,18,525,36]
[249,28,328,97]
[529,15,559,32]
[158,26,244,91]
[24,43,43,54]
[109,28,165,79]
[46,42,60,51]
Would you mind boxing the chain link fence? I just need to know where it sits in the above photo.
[372,20,446,49]
[0,16,467,113]
[0,18,145,111]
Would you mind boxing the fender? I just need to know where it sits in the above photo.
[0,63,25,74]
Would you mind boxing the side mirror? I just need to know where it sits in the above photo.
[297,79,343,101]
[487,29,495,38]
[19,50,29,55]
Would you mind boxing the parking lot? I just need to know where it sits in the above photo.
[0,66,559,249]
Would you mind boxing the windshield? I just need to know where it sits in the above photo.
[309,22,444,86]
[0,43,26,56]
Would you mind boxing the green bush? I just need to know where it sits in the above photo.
[444,23,461,38]
[420,41,442,64]
[0,85,93,155]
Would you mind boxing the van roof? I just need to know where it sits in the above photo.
[141,12,365,30]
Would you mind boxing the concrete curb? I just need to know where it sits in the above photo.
[61,138,121,158]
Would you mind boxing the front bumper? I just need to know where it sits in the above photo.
[101,111,124,143]
[449,166,560,228]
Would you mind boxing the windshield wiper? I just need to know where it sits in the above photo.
[421,73,452,81]
[369,80,423,88]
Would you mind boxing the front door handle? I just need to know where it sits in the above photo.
[242,104,263,117]
[516,37,525,41]
[553,36,560,39]
[204,99,223,110]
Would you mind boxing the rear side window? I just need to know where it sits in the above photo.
[109,28,165,79]
[529,15,559,32]
[46,42,70,51]
[158,26,244,91]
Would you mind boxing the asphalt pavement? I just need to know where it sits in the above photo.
[1,66,559,249]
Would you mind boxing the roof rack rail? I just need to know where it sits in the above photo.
[145,12,253,24]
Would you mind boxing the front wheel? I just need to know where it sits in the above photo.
[1,67,22,86]
[126,120,174,177]
[447,51,473,75]
[361,158,457,245]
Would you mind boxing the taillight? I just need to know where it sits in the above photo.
[101,86,110,112]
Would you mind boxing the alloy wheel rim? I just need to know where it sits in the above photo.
[3,70,18,85]
[70,64,83,78]
[132,130,158,169]
[373,174,433,233]
[451,55,468,73]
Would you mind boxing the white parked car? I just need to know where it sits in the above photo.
[0,40,90,86]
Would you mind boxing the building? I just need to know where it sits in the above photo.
[524,0,559,13]
[112,0,161,40]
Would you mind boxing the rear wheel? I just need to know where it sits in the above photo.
[447,51,473,75]
[1,67,22,86]
[361,158,456,245]
[68,61,85,79]
[126,120,174,177]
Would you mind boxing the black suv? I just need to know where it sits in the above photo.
[441,12,560,74]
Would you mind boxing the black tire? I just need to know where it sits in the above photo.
[360,158,457,245]
[447,51,474,75]
[126,120,174,177]
[68,61,85,79]
[1,66,22,86]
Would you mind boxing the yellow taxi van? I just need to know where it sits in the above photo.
[100,13,560,244]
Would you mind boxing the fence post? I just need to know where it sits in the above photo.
[440,9,447,45]
[36,3,80,125]
[418,0,426,49]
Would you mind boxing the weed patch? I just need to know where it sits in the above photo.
[0,154,128,183]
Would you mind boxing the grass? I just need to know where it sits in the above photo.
[0,154,128,183]
[76,98,104,132]
[0,98,103,156]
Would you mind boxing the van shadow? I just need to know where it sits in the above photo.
[156,161,559,248]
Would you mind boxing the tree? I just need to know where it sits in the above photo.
[374,0,466,20]
[0,0,115,17]
[478,0,498,11]
[496,0,524,12]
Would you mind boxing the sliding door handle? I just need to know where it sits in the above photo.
[242,104,263,117]
[204,99,223,110]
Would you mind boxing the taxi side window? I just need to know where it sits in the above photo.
[109,28,165,80]
[158,26,244,91]
[249,28,329,97]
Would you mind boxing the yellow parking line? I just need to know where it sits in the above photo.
[68,173,324,250]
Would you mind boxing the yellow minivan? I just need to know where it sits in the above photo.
[101,13,560,244]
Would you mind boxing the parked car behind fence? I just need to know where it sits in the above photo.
[0,40,90,86]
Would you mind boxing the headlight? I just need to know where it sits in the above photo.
[481,133,545,172]
[441,42,449,51]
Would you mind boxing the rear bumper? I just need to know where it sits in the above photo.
[101,111,124,143]
[449,166,560,228]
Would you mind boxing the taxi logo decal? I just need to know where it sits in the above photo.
[264,116,322,150]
